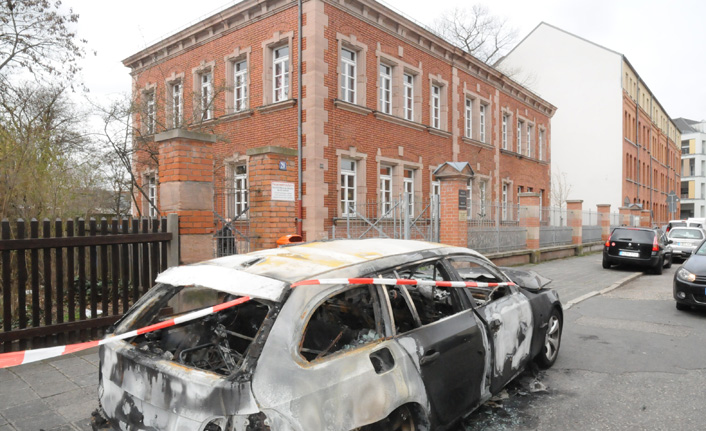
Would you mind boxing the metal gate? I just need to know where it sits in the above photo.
[331,195,440,242]
[213,208,251,257]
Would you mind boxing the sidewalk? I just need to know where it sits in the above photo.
[0,253,641,431]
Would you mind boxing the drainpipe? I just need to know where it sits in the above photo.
[297,0,303,236]
[635,84,640,204]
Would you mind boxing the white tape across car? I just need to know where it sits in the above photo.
[0,277,516,369]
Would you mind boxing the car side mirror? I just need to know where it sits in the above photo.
[668,239,673,244]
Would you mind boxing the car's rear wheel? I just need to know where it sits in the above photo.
[355,405,418,431]
[653,257,663,275]
[602,256,611,269]
[676,302,690,311]
[536,308,562,368]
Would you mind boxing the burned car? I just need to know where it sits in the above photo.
[92,239,562,431]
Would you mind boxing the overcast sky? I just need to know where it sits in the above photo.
[66,0,704,121]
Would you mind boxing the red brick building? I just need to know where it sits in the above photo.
[124,0,555,261]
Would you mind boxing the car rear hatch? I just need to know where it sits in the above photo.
[608,229,654,259]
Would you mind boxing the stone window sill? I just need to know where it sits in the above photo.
[373,111,426,131]
[257,99,296,114]
[333,99,373,116]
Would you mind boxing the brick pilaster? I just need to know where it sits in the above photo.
[247,146,299,250]
[519,193,540,249]
[640,209,652,227]
[597,204,611,241]
[156,129,217,264]
[566,200,583,245]
[619,206,631,226]
[434,162,474,247]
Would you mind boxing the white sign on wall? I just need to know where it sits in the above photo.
[272,181,295,201]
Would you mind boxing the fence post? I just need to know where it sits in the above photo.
[433,162,474,247]
[519,193,540,252]
[566,200,583,245]
[166,213,180,268]
[597,204,611,241]
[640,209,652,227]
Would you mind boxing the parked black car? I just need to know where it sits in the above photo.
[602,227,673,274]
[674,239,706,310]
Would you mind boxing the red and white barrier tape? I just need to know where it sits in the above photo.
[291,277,515,289]
[0,296,251,369]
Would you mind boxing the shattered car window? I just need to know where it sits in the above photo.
[300,285,383,361]
[387,260,457,325]
[447,256,508,305]
[113,284,271,376]
[386,286,421,334]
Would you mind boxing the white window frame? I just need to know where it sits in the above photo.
[172,83,182,128]
[341,158,357,216]
[502,183,508,220]
[145,92,155,134]
[465,98,473,138]
[380,165,393,216]
[432,180,440,198]
[467,181,473,217]
[201,72,213,121]
[479,104,486,143]
[403,73,414,121]
[539,129,545,161]
[273,45,290,103]
[341,48,356,104]
[404,168,415,217]
[502,114,508,149]
[479,181,487,218]
[229,164,249,219]
[234,60,248,112]
[517,119,523,154]
[527,124,533,157]
[146,174,158,218]
[379,64,392,114]
[431,85,441,129]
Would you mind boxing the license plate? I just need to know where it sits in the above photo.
[619,251,639,257]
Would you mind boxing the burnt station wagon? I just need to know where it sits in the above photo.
[92,239,562,431]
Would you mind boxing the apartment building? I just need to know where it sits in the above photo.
[498,23,680,223]
[674,118,706,218]
[124,0,555,252]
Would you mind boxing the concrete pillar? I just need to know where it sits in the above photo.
[156,129,217,264]
[597,204,611,241]
[640,209,652,227]
[519,193,540,250]
[246,146,299,251]
[566,200,583,245]
[434,162,474,247]
[619,206,631,226]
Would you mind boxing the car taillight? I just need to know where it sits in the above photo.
[652,236,659,251]
[605,239,610,247]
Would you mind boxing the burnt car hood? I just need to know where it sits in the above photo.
[99,341,260,430]
[499,268,552,292]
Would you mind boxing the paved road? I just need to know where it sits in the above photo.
[0,252,682,431]
[461,261,706,430]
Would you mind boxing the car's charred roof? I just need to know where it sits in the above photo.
[156,239,448,301]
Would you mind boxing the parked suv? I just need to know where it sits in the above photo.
[602,227,673,274]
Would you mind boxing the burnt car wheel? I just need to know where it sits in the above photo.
[536,309,562,368]
[356,405,418,431]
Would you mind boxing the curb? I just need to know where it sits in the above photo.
[564,272,643,310]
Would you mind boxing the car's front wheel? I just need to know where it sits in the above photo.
[536,308,562,368]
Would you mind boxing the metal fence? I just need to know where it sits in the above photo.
[540,206,568,227]
[213,208,251,257]
[539,226,573,247]
[582,225,603,243]
[331,195,440,242]
[467,226,527,253]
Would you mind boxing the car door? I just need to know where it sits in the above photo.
[382,259,488,428]
[446,255,534,394]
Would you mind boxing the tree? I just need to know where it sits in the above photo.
[0,82,102,220]
[0,0,86,86]
[433,5,517,66]
[551,170,573,209]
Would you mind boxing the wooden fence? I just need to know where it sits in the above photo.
[0,216,177,353]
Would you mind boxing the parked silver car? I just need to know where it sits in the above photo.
[91,239,562,431]
[667,227,705,261]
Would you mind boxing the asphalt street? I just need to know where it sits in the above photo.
[461,257,706,431]
[1,252,702,431]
